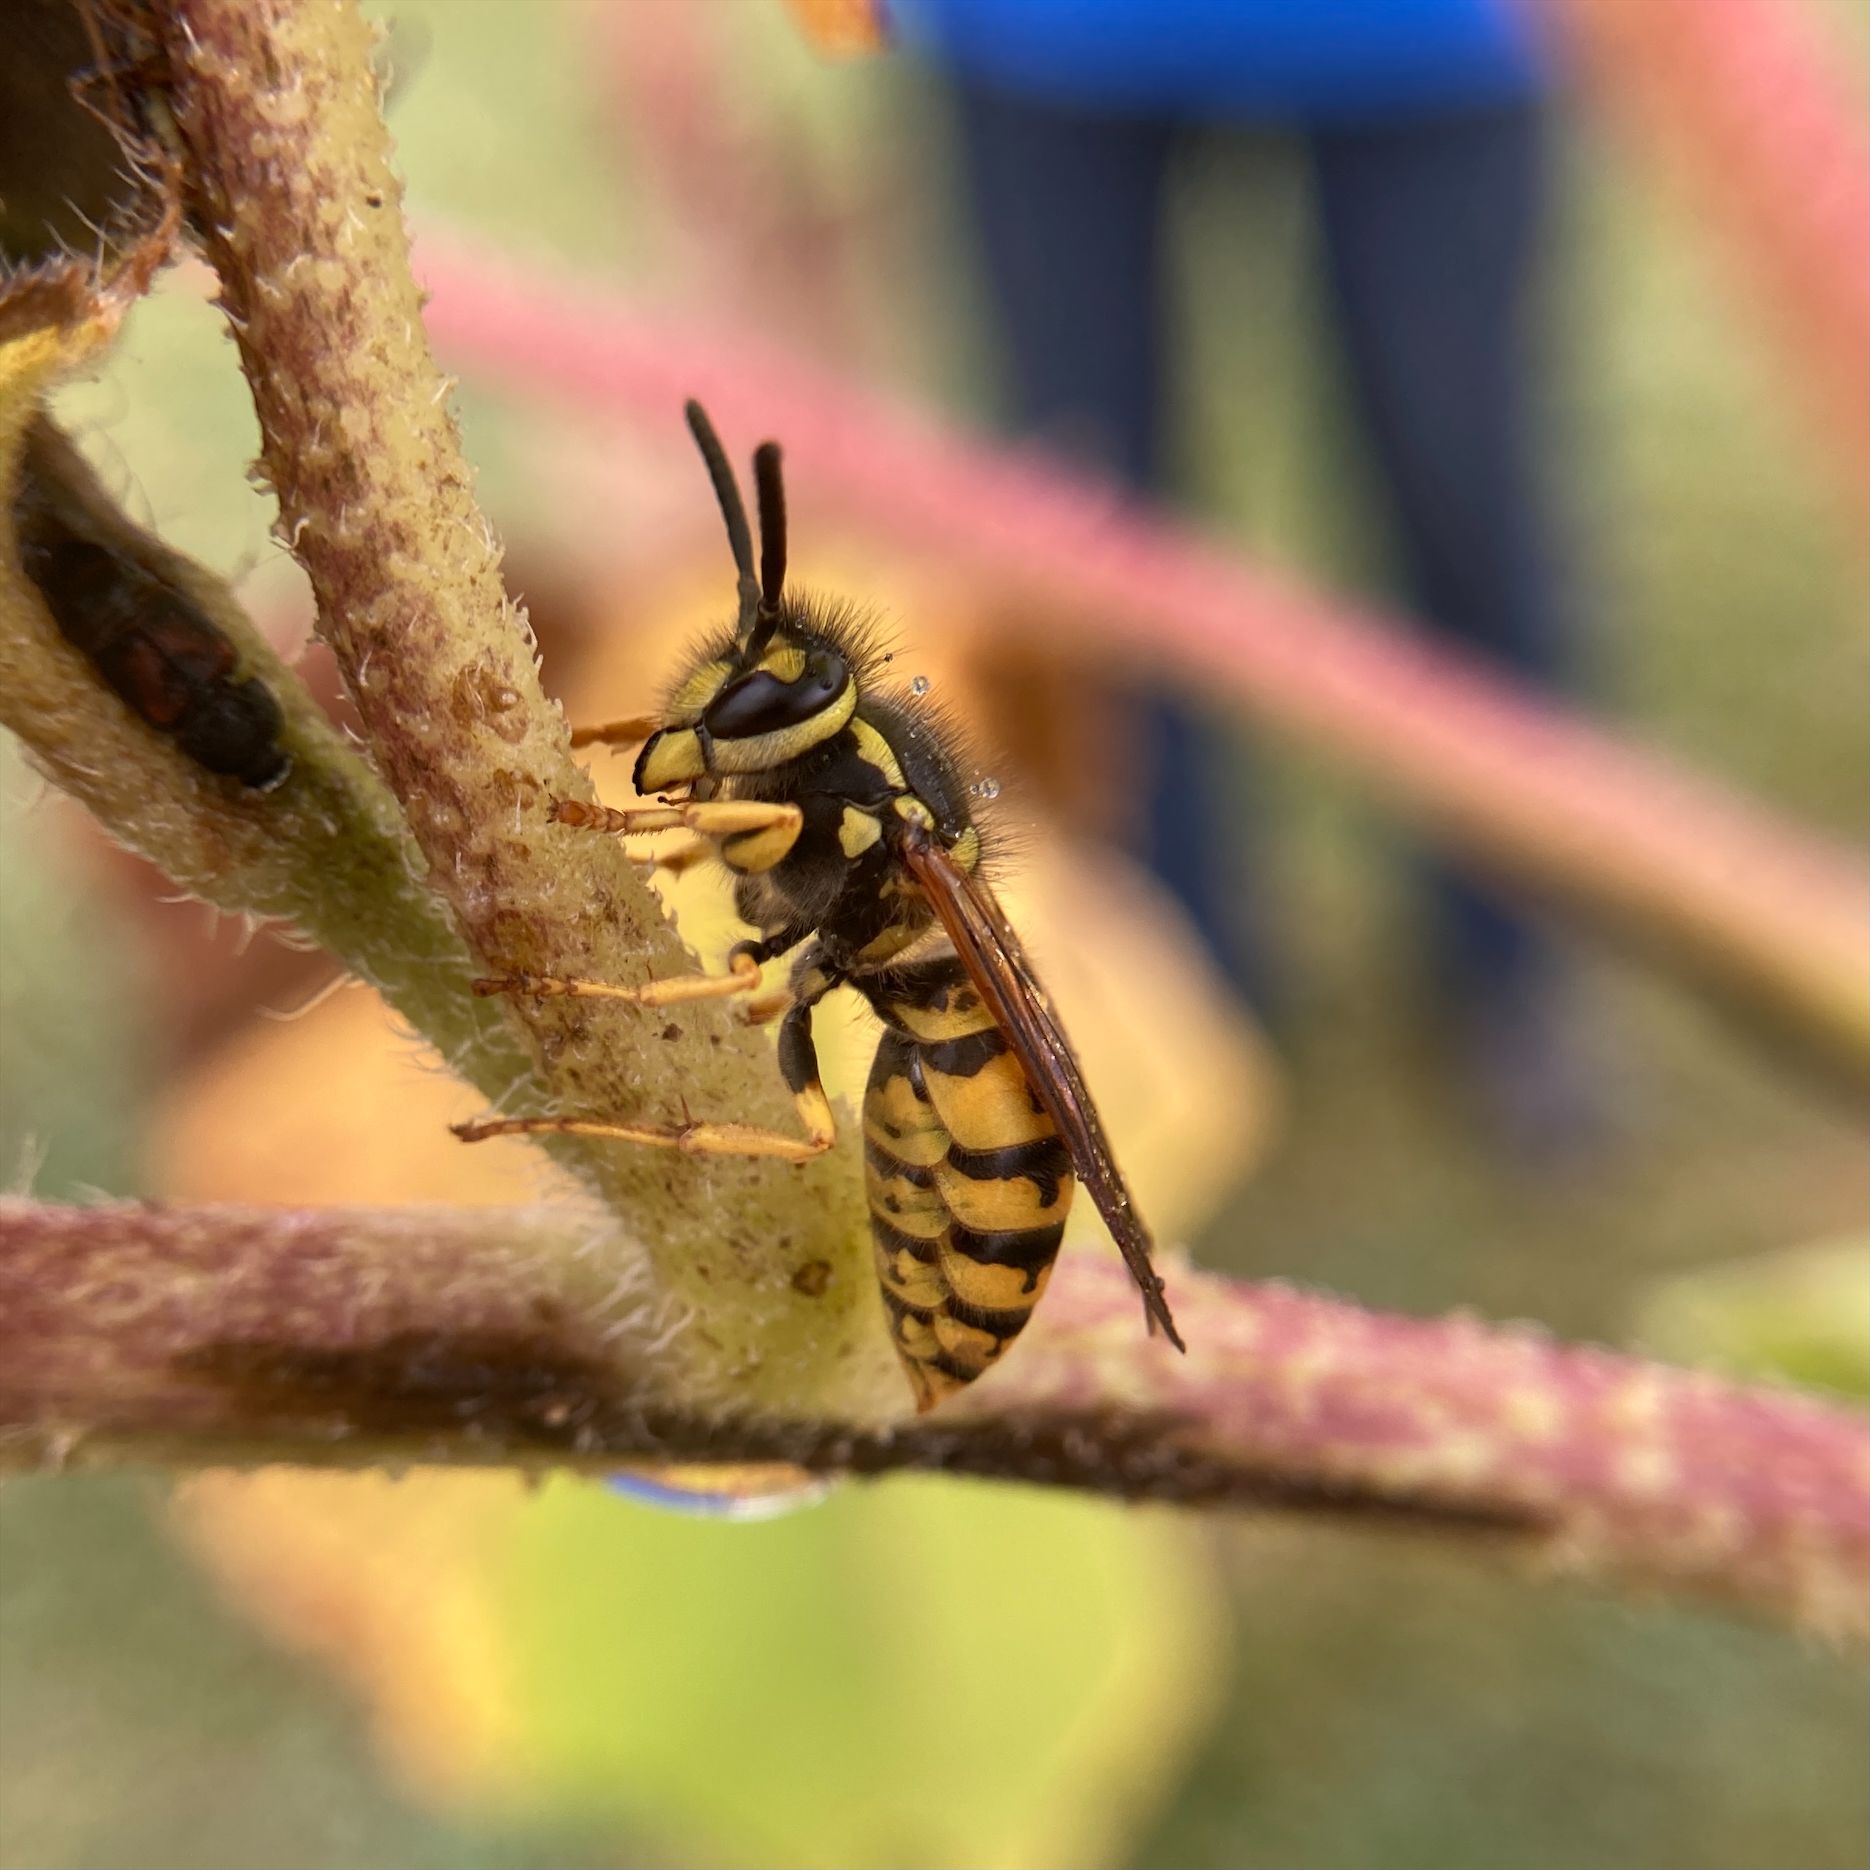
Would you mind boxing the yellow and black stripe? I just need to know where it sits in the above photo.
[861,954,1073,1410]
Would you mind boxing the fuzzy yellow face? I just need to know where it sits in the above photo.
[633,623,858,793]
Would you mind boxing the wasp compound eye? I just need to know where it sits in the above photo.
[703,648,849,740]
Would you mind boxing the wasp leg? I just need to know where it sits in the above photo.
[452,992,837,1162]
[549,798,799,838]
[729,927,811,1026]
[450,1111,833,1162]
[568,713,662,752]
[473,949,762,1009]
[551,797,802,875]
[742,988,792,1026]
[632,838,711,877]
[475,925,805,1014]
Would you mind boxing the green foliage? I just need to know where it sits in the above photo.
[0,749,147,1200]
[1636,1237,1870,1399]
[498,1477,1223,1869]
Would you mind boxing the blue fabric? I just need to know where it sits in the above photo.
[891,0,1548,120]
[951,82,1565,1009]
[1306,108,1564,995]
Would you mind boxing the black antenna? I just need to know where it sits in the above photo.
[684,400,759,626]
[745,440,786,663]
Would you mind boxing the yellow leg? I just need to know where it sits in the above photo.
[455,970,839,1164]
[551,796,801,840]
[742,987,793,1025]
[473,950,761,1009]
[634,838,712,877]
[551,795,803,875]
[569,714,662,752]
[452,1083,836,1164]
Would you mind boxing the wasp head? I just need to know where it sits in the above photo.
[634,403,857,793]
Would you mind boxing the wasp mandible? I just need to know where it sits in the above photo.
[456,403,1183,1409]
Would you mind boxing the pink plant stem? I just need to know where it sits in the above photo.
[2,1198,1864,1639]
[415,233,1870,1080]
[990,1257,1870,1641]
[1539,0,1870,512]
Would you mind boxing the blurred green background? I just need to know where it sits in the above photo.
[3,4,1866,1867]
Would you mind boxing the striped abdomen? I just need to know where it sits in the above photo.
[861,957,1073,1411]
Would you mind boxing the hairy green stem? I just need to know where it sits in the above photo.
[142,0,881,1416]
[0,414,528,1089]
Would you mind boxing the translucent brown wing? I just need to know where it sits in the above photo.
[899,827,1186,1350]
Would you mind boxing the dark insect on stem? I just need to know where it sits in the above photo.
[12,423,291,791]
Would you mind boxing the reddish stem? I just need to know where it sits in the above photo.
[3,1198,1863,1640]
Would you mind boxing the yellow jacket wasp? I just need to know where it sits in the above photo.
[456,402,1182,1410]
